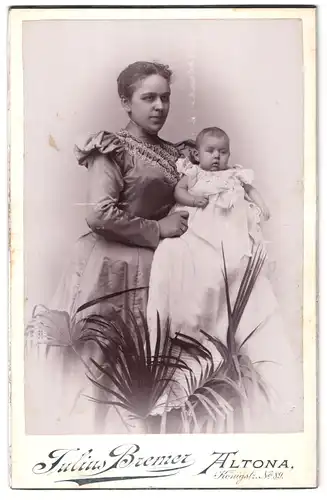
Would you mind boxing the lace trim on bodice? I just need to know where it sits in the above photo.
[116,129,181,186]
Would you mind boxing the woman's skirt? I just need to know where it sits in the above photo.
[25,231,154,435]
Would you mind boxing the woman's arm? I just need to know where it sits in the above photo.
[243,184,271,220]
[174,175,208,208]
[86,154,190,247]
[86,154,161,248]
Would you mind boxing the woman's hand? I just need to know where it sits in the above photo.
[158,211,190,238]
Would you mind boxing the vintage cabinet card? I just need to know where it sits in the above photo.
[9,6,317,489]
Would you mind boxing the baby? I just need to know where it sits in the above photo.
[147,127,273,415]
[174,126,270,220]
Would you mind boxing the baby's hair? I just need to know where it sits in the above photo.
[117,61,173,100]
[195,127,229,149]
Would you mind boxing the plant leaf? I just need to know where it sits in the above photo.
[184,399,201,433]
[75,287,148,315]
[85,373,131,407]
[221,243,235,354]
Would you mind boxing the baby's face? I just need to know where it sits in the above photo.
[198,135,230,171]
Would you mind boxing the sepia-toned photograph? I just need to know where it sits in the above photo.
[9,6,316,489]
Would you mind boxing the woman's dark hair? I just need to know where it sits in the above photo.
[117,61,173,100]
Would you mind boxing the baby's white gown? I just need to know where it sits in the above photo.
[147,159,302,432]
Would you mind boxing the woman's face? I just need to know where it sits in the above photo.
[123,74,171,134]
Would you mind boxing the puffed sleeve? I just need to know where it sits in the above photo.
[233,164,255,186]
[74,131,160,249]
[175,157,199,188]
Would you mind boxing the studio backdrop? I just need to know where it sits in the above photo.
[23,18,303,362]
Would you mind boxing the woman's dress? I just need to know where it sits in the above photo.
[24,129,183,435]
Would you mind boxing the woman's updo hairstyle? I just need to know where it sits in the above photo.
[117,61,173,100]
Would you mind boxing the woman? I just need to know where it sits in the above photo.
[25,61,192,435]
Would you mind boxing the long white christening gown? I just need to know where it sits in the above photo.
[147,158,303,432]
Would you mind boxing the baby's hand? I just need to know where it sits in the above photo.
[193,196,209,208]
[261,206,271,221]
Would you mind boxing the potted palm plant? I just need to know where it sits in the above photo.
[26,245,271,433]
[81,244,271,433]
